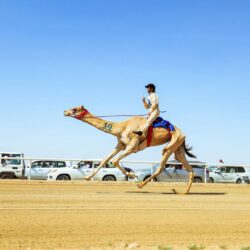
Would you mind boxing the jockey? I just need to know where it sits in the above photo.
[134,83,160,136]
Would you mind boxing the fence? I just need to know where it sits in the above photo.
[0,156,250,183]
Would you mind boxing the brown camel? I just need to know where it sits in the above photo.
[64,105,196,194]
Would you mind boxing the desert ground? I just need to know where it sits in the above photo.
[0,180,249,250]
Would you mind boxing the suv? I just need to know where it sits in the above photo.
[0,152,25,179]
[47,160,134,181]
[209,166,250,184]
[25,160,68,180]
[135,161,208,183]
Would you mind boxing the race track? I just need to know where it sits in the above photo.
[0,180,249,250]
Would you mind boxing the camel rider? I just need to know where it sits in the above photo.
[134,83,160,136]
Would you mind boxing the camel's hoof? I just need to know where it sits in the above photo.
[172,189,187,195]
[84,176,91,181]
[137,183,144,189]
[127,172,135,179]
[172,189,177,194]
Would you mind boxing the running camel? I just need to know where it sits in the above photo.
[64,106,196,194]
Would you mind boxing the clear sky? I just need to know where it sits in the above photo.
[0,0,250,164]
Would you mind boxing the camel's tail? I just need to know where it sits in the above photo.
[183,141,196,158]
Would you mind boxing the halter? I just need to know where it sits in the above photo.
[75,110,89,120]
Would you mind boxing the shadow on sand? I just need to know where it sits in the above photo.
[126,191,226,195]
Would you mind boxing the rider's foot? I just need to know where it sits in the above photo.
[133,131,143,136]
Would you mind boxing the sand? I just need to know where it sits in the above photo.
[0,180,249,250]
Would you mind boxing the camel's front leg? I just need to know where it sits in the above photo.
[137,149,172,188]
[84,143,123,180]
[112,138,139,179]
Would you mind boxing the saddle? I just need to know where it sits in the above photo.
[145,117,175,147]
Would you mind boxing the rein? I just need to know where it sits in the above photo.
[74,110,166,120]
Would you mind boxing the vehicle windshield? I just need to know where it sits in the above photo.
[72,161,115,169]
[207,166,218,172]
[1,154,22,165]
[74,161,93,169]
[93,162,115,168]
[218,167,226,173]
[165,164,182,169]
[31,161,56,168]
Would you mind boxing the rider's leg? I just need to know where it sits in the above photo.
[141,109,160,134]
[134,109,160,136]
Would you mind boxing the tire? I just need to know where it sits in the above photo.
[56,174,71,181]
[209,177,214,183]
[194,177,202,183]
[143,175,157,182]
[102,175,116,181]
[143,175,151,181]
[236,178,242,184]
[0,173,16,179]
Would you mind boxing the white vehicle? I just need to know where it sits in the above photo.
[135,161,208,183]
[0,152,25,179]
[209,166,250,184]
[25,160,69,180]
[47,160,133,181]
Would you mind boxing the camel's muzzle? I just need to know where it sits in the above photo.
[64,111,72,117]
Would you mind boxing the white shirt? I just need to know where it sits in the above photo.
[147,92,159,112]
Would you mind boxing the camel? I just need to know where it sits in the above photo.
[64,105,196,194]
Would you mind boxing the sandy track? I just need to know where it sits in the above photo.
[0,180,249,250]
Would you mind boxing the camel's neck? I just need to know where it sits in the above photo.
[75,111,122,137]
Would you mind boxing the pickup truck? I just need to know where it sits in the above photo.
[0,152,25,179]
[0,153,69,180]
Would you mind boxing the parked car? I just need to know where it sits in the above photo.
[0,152,25,179]
[135,161,208,183]
[209,166,250,184]
[25,160,68,180]
[47,160,134,181]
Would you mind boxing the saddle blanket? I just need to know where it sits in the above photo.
[152,117,175,131]
[147,117,175,147]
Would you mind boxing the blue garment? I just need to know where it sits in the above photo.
[152,117,175,132]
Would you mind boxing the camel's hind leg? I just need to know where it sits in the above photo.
[137,149,172,188]
[173,145,195,195]
[138,129,185,189]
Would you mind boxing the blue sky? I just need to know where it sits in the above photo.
[0,0,250,164]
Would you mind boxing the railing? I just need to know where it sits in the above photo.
[0,156,250,183]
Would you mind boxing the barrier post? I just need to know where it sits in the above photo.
[91,161,94,181]
[204,164,207,183]
[151,163,154,182]
[28,159,32,181]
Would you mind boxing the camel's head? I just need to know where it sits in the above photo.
[64,105,89,119]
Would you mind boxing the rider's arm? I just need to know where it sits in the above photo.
[142,97,150,109]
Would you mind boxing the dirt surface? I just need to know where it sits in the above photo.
[0,180,250,250]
